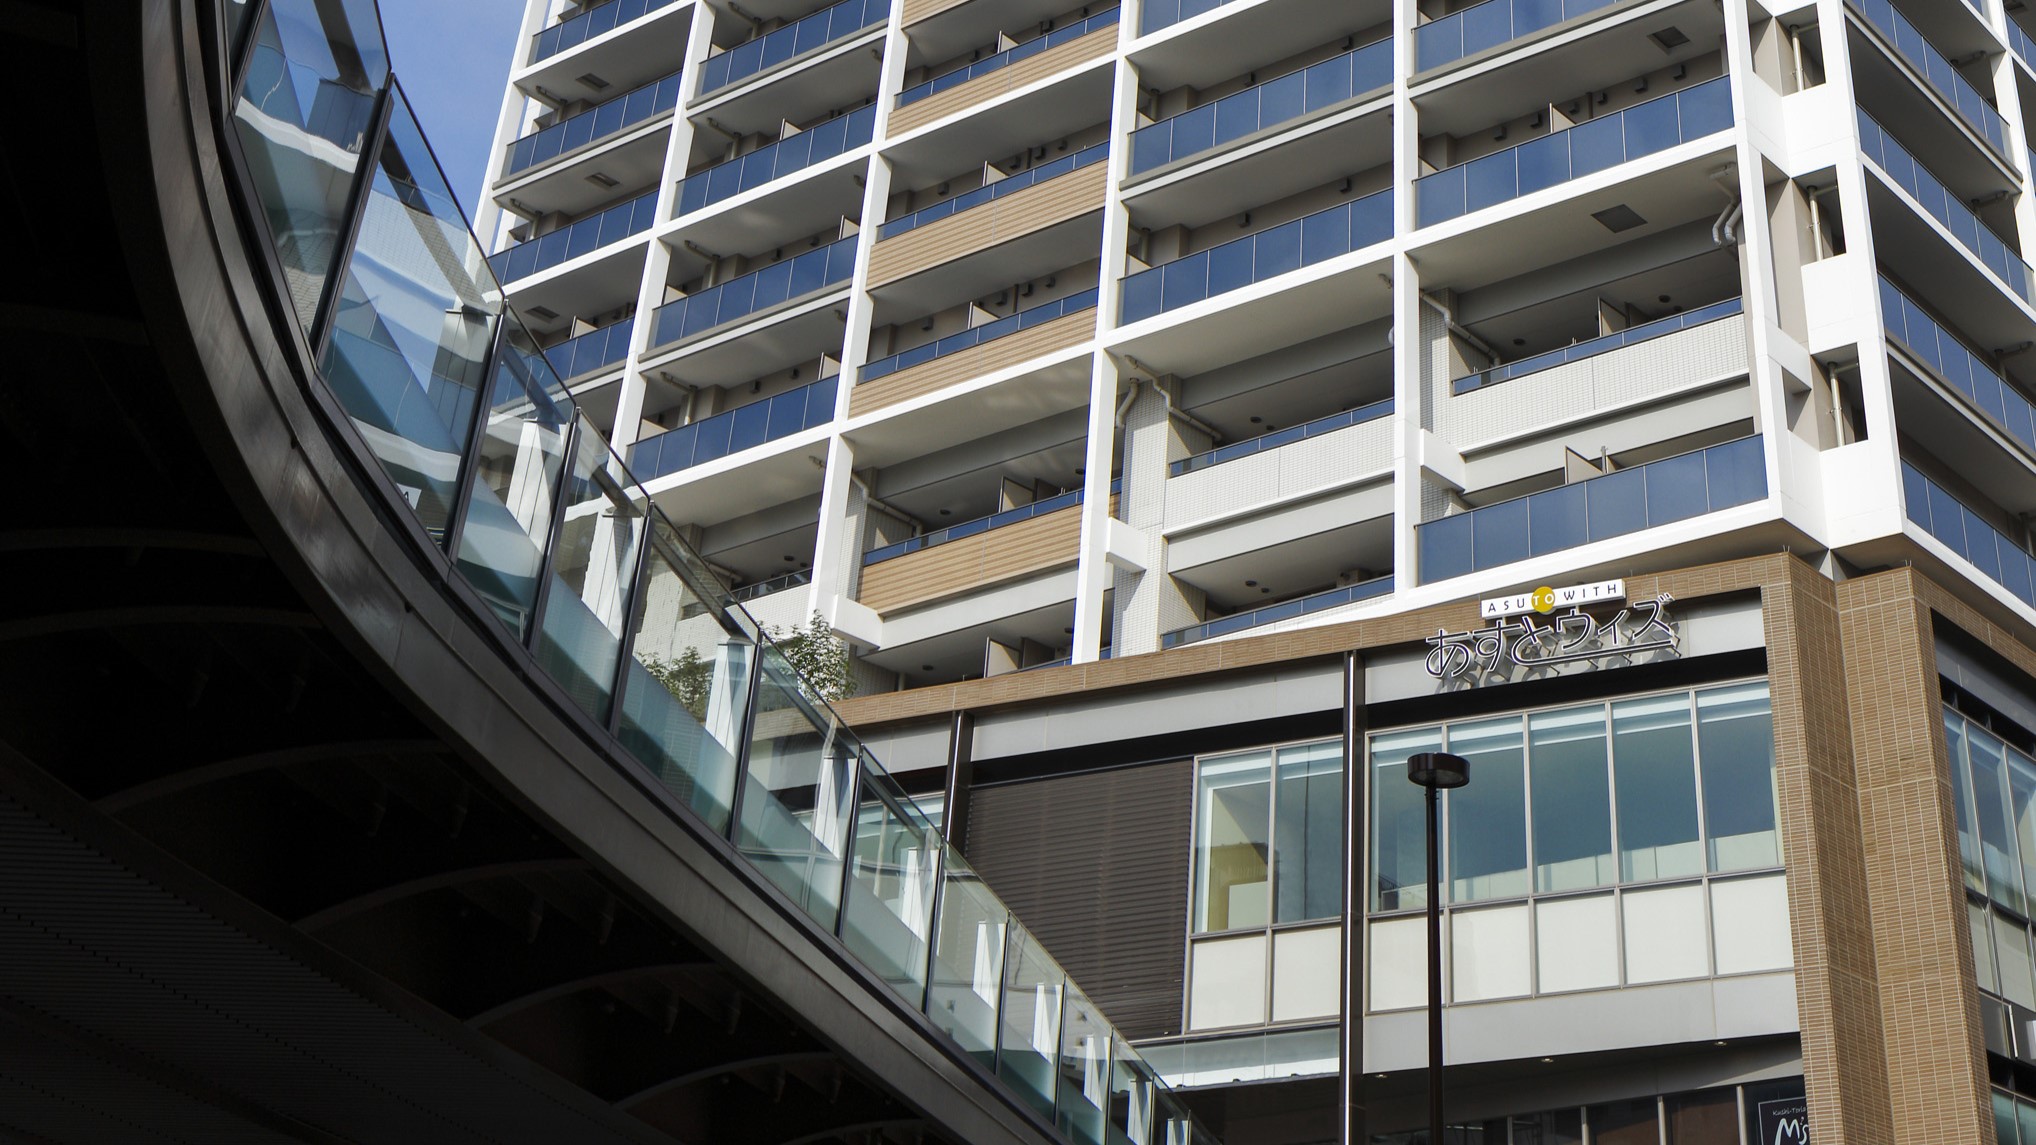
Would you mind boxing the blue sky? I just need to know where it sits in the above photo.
[381,2,526,218]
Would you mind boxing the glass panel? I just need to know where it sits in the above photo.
[737,646,856,928]
[1588,1098,1661,1145]
[1508,1108,1584,1145]
[1697,682,1778,871]
[1194,751,1272,931]
[1470,495,1529,571]
[1372,727,1443,910]
[1973,898,2000,994]
[1419,513,1475,582]
[1528,481,1588,557]
[1643,449,1708,525]
[1997,909,2036,1009]
[1188,933,1268,1030]
[999,926,1067,1119]
[1529,705,1614,891]
[1998,1092,2023,1145]
[1110,1040,1165,1145]
[1535,893,1618,993]
[1056,988,1112,1145]
[1447,716,1528,901]
[925,855,1006,1068]
[1450,903,1531,1001]
[1613,692,1702,881]
[1368,914,1428,1011]
[1972,726,2027,912]
[1711,874,1792,974]
[1948,712,1987,892]
[2011,748,2036,917]
[2021,1090,2036,1145]
[844,765,941,1002]
[456,326,570,638]
[1269,925,1340,1022]
[1274,740,1343,923]
[535,421,644,720]
[1666,1087,1739,1144]
[1623,883,1708,982]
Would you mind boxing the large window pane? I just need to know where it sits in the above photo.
[1195,751,1272,931]
[1667,1086,1739,1144]
[1971,727,2026,911]
[1451,903,1530,1001]
[1535,894,1618,994]
[1000,926,1068,1119]
[1996,909,2036,1009]
[1530,705,1614,892]
[1697,682,1778,871]
[535,420,645,721]
[1188,934,1267,1029]
[737,648,856,928]
[844,765,941,1004]
[1948,712,1987,892]
[1275,740,1344,923]
[1508,1108,1584,1145]
[925,856,1005,1069]
[1447,717,1528,902]
[2011,748,2036,917]
[1588,1097,1661,1145]
[1372,728,1442,911]
[1613,693,1703,881]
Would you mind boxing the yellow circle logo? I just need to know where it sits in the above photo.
[1531,586,1556,613]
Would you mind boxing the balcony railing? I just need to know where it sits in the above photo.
[861,289,1098,382]
[648,235,859,350]
[1857,109,2032,303]
[529,0,682,64]
[1416,435,1767,582]
[1161,575,1394,649]
[863,478,1120,565]
[545,318,636,381]
[1452,297,1743,395]
[880,145,1108,239]
[732,567,815,602]
[489,188,658,284]
[629,377,837,481]
[1414,0,1619,74]
[677,105,878,215]
[1416,76,1732,227]
[1905,462,2036,607]
[1850,0,2010,158]
[697,0,889,95]
[1120,188,1391,323]
[1128,38,1391,176]
[503,71,683,177]
[1170,397,1393,475]
[1882,276,2036,454]
[897,8,1120,107]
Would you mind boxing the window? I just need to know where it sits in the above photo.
[1946,706,2036,1010]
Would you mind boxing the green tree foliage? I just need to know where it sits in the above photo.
[640,613,853,720]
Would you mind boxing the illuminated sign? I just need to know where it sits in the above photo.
[1425,592,1679,683]
[1480,579,1626,620]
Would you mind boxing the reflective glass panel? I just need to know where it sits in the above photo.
[455,325,571,638]
[1274,740,1344,923]
[1697,683,1778,872]
[1056,987,1111,1145]
[1971,727,2026,911]
[844,764,941,1003]
[535,421,645,720]
[1447,716,1529,902]
[1372,727,1443,910]
[999,926,1067,1119]
[1530,705,1614,892]
[1949,712,1987,892]
[1194,751,1272,931]
[925,855,1006,1068]
[1612,692,1703,881]
[737,646,857,928]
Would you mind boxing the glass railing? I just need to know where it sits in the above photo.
[880,145,1108,239]
[1850,0,2010,157]
[545,318,635,381]
[698,0,889,95]
[1415,0,1619,73]
[648,235,859,349]
[1881,275,2036,453]
[1129,39,1390,176]
[732,567,815,603]
[530,0,682,63]
[861,289,1099,383]
[1905,461,2036,607]
[1120,188,1391,323]
[1416,76,1732,227]
[1170,397,1393,475]
[897,8,1120,107]
[2011,20,2036,74]
[223,7,1215,1141]
[678,105,877,215]
[504,71,683,177]
[1019,647,1111,672]
[1162,576,1394,649]
[1857,109,2032,303]
[1416,435,1767,582]
[1452,297,1743,395]
[1141,0,1248,34]
[630,377,837,481]
[489,188,659,284]
[864,479,1119,565]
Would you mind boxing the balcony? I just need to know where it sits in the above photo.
[502,71,683,178]
[629,376,837,481]
[1128,38,1390,178]
[1120,188,1391,323]
[1139,0,1240,36]
[529,0,683,64]
[1882,276,2036,456]
[889,9,1119,136]
[1905,461,2036,609]
[490,189,658,284]
[545,317,636,382]
[1858,110,2031,305]
[1172,397,1393,475]
[1414,0,1621,74]
[2011,19,2036,76]
[647,235,859,352]
[866,151,1108,307]
[696,0,890,96]
[1161,575,1393,649]
[881,144,1107,239]
[1849,0,2010,160]
[1416,435,1767,582]
[1415,75,1731,227]
[858,482,1115,614]
[1455,298,1741,395]
[677,105,877,216]
[853,289,1097,415]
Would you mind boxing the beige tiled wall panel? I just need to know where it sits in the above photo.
[1162,418,1392,528]
[856,497,1112,614]
[901,0,971,23]
[887,26,1117,137]
[849,310,1095,416]
[867,162,1108,288]
[1437,315,1749,444]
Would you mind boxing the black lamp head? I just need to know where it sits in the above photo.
[1406,751,1471,789]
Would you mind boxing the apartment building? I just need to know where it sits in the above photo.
[474,0,2036,1140]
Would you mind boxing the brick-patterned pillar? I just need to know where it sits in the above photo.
[1837,568,1993,1145]
[1764,560,1894,1144]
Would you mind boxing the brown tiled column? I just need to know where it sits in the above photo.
[1837,568,1992,1145]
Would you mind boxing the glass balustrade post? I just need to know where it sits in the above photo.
[308,83,394,358]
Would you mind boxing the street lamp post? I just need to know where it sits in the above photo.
[1406,751,1470,1145]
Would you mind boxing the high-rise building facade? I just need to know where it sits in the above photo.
[476,0,2036,1142]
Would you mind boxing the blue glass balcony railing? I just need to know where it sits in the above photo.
[1850,0,2011,158]
[1414,0,1620,73]
[1416,76,1732,227]
[1128,39,1390,175]
[648,235,859,350]
[1170,397,1393,475]
[863,479,1120,565]
[1140,0,1242,35]
[897,8,1120,107]
[1019,647,1111,672]
[678,106,877,215]
[530,0,682,63]
[1905,461,2036,607]
[544,318,635,381]
[504,71,682,177]
[880,145,1108,239]
[1453,297,1743,395]
[1881,275,2036,453]
[732,567,814,603]
[630,377,837,481]
[861,289,1098,383]
[1416,435,1768,582]
[1161,576,1394,649]
[1857,110,2032,303]
[698,0,889,95]
[2010,19,2036,74]
[489,189,658,284]
[1120,189,1391,323]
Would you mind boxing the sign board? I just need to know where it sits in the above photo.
[1480,579,1626,619]
[1425,592,1679,684]
[1756,1097,1809,1144]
